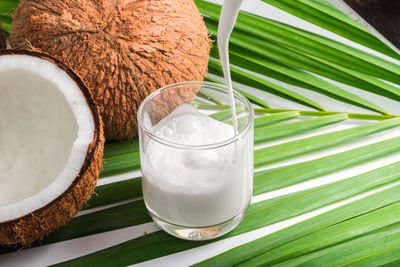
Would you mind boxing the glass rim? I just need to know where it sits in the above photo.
[137,81,255,150]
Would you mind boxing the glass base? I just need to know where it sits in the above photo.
[148,211,245,241]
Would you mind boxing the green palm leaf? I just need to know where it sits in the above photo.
[86,178,142,209]
[196,176,400,266]
[196,0,400,84]
[100,151,140,177]
[343,234,400,266]
[205,76,270,108]
[203,16,400,106]
[241,204,400,266]
[254,118,400,167]
[261,0,400,60]
[0,2,16,18]
[256,108,398,120]
[254,113,347,144]
[209,45,387,114]
[251,111,300,127]
[273,223,400,266]
[208,58,325,111]
[254,136,400,193]
[103,140,139,159]
[1,0,400,265]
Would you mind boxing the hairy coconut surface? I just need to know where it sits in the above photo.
[0,50,104,246]
[0,24,6,50]
[10,0,211,140]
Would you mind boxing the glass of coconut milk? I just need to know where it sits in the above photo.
[137,81,254,241]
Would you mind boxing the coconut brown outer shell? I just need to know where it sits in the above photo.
[10,0,211,140]
[0,23,6,50]
[0,50,105,246]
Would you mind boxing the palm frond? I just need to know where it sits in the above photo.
[1,0,400,265]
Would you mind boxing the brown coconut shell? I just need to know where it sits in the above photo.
[149,82,203,124]
[0,50,105,246]
[10,0,211,140]
[0,23,6,50]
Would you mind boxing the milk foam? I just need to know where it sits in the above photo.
[154,104,234,145]
[145,104,234,194]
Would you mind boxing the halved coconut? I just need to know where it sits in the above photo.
[0,50,104,246]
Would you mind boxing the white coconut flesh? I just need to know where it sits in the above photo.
[0,54,94,223]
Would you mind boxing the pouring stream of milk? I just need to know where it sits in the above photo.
[141,1,253,229]
[217,0,245,135]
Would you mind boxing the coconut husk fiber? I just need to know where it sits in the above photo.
[10,0,211,140]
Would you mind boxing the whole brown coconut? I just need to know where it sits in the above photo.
[11,0,211,140]
[0,24,6,49]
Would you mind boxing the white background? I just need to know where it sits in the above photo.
[1,0,399,266]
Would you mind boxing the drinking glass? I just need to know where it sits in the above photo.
[137,81,254,241]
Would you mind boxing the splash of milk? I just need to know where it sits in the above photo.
[217,0,245,135]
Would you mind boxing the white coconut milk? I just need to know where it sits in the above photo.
[141,0,251,228]
[142,104,253,227]
[217,0,245,135]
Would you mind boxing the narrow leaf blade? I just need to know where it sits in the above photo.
[254,113,347,144]
[254,118,400,167]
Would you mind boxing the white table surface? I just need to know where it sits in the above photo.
[1,0,400,266]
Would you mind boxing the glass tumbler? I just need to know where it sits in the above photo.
[137,81,254,241]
